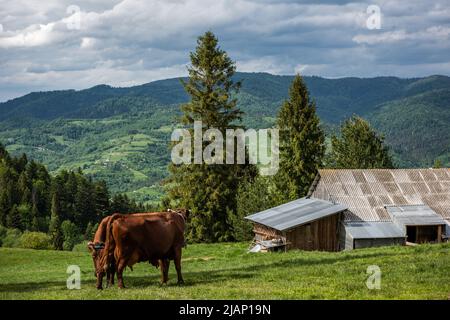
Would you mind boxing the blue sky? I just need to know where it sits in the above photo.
[0,0,449,101]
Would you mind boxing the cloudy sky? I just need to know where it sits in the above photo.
[0,0,449,101]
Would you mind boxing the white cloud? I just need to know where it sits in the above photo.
[353,26,450,44]
[80,37,96,49]
[0,0,450,101]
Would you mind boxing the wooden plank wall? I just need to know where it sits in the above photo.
[285,213,341,251]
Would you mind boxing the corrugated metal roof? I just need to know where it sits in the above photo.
[311,169,450,222]
[344,221,405,239]
[386,204,447,226]
[245,197,347,231]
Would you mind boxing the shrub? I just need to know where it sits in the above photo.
[20,231,52,250]
[72,241,89,253]
[2,228,23,248]
[61,220,83,251]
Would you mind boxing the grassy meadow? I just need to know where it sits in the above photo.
[0,242,449,300]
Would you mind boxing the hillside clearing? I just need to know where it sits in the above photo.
[0,243,449,299]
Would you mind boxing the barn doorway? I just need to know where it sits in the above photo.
[406,225,442,243]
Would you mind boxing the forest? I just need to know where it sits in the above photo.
[0,144,150,251]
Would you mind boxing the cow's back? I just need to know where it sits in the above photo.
[113,213,184,262]
[93,216,112,243]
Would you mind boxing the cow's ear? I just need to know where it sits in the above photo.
[87,241,95,253]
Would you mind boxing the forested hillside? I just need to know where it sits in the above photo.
[0,72,449,204]
[0,144,146,250]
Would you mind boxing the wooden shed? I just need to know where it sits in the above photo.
[245,197,347,251]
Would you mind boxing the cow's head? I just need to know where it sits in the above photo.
[87,241,106,278]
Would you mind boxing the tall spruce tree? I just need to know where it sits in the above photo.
[167,31,255,242]
[48,194,63,250]
[6,205,21,229]
[94,181,110,219]
[274,74,325,202]
[330,116,394,169]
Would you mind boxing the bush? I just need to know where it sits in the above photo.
[0,225,7,246]
[20,231,52,250]
[72,241,89,253]
[61,220,83,251]
[2,228,23,248]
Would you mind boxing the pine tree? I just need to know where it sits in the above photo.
[167,31,255,242]
[74,174,94,229]
[274,74,325,202]
[17,204,32,230]
[48,194,63,250]
[330,116,394,169]
[6,205,22,229]
[0,189,10,226]
[31,203,40,231]
[94,180,110,219]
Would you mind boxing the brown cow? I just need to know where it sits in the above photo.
[87,216,116,287]
[97,209,188,289]
[88,213,166,288]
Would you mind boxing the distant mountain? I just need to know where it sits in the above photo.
[4,73,450,123]
[0,72,449,203]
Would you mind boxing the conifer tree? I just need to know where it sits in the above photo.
[94,181,110,219]
[48,194,63,250]
[330,116,394,169]
[31,203,39,231]
[274,74,325,202]
[6,205,22,229]
[167,31,255,242]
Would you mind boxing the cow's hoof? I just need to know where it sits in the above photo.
[96,286,103,290]
[177,280,184,286]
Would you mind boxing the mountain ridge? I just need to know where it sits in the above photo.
[0,72,449,203]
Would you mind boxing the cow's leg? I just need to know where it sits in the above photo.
[106,269,111,288]
[159,259,170,285]
[117,260,126,289]
[174,247,184,285]
[96,271,105,290]
[159,260,165,285]
[109,260,116,286]
[163,259,170,284]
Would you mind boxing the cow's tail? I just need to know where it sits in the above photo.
[99,213,122,273]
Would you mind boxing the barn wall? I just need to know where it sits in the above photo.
[338,221,354,250]
[353,238,405,249]
[285,213,341,251]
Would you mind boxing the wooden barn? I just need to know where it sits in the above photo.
[246,168,450,251]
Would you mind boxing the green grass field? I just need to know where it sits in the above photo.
[0,242,449,300]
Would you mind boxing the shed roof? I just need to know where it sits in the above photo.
[245,197,347,231]
[344,221,405,239]
[310,169,450,222]
[386,204,447,226]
